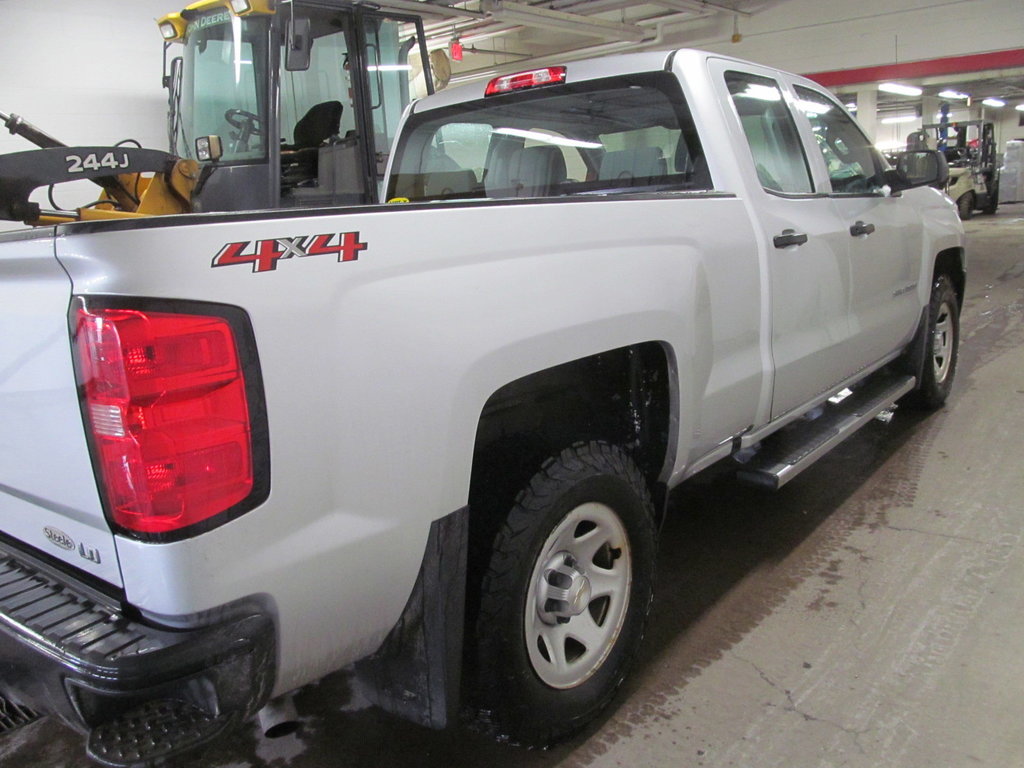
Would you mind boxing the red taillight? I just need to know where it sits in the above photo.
[75,305,256,536]
[484,66,567,96]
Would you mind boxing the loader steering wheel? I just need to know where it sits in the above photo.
[224,108,263,152]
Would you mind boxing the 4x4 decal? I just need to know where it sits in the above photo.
[213,232,368,274]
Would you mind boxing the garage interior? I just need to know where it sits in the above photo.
[1,0,1023,766]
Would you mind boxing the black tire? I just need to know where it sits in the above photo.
[982,183,999,215]
[956,192,974,220]
[470,441,656,746]
[906,273,960,409]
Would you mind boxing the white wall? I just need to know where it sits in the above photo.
[0,0,172,225]
[0,0,170,153]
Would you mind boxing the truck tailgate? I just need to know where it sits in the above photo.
[0,231,120,587]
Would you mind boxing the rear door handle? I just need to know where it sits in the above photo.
[773,229,808,248]
[849,220,876,236]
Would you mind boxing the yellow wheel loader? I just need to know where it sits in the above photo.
[0,0,434,226]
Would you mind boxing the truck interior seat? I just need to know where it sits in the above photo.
[599,147,667,181]
[486,144,567,198]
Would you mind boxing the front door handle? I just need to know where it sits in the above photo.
[850,220,876,236]
[773,229,808,248]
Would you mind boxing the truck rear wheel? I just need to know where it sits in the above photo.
[907,273,960,409]
[471,441,656,746]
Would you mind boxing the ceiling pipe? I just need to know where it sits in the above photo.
[549,0,652,13]
[423,6,698,51]
[480,0,653,43]
[650,0,752,16]
[419,0,703,44]
[382,0,486,19]
[447,15,680,85]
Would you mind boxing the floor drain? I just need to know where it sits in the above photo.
[0,695,39,736]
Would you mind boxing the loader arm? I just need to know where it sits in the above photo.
[0,145,199,225]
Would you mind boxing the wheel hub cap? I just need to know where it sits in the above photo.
[524,502,633,689]
[536,553,592,624]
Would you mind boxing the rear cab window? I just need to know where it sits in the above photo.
[387,72,711,202]
[724,71,814,195]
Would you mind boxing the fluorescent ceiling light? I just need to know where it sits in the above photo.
[880,115,918,124]
[938,90,969,100]
[845,102,857,111]
[367,64,413,72]
[1016,104,1024,112]
[878,82,923,97]
[493,127,602,149]
[982,98,1006,108]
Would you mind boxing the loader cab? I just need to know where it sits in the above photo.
[160,0,432,213]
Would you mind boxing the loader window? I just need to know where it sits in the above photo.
[363,17,418,183]
[176,11,270,163]
[388,72,710,202]
[277,12,422,206]
[279,11,368,206]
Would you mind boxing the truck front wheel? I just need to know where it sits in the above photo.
[907,273,960,409]
[470,441,656,746]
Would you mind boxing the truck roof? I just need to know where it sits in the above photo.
[413,49,679,112]
[411,47,829,114]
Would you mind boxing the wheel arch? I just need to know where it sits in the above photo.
[466,340,677,531]
[934,246,966,307]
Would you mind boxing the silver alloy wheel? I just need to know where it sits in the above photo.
[525,502,632,689]
[932,299,954,384]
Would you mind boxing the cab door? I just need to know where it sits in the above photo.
[787,83,922,365]
[712,60,854,420]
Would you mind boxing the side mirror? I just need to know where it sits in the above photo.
[886,149,949,192]
[163,55,183,91]
[285,16,312,72]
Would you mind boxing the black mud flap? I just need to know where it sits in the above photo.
[354,507,468,729]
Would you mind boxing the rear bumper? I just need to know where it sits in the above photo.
[0,539,274,765]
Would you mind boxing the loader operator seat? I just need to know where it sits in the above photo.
[281,100,345,192]
[291,100,344,150]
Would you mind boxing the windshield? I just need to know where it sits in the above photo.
[172,10,270,163]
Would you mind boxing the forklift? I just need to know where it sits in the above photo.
[0,0,433,225]
[916,112,999,219]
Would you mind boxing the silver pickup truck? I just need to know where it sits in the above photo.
[0,48,963,766]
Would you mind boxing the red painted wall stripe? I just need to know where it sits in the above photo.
[804,49,1024,88]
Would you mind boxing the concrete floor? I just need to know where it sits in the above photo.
[3,204,1024,767]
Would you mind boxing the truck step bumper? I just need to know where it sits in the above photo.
[737,372,917,490]
[0,540,275,766]
[87,698,230,767]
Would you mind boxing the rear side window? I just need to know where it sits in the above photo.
[387,72,710,201]
[725,71,813,195]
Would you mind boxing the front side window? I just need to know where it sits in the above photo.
[388,73,709,202]
[175,10,270,163]
[794,86,887,194]
[725,72,813,194]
